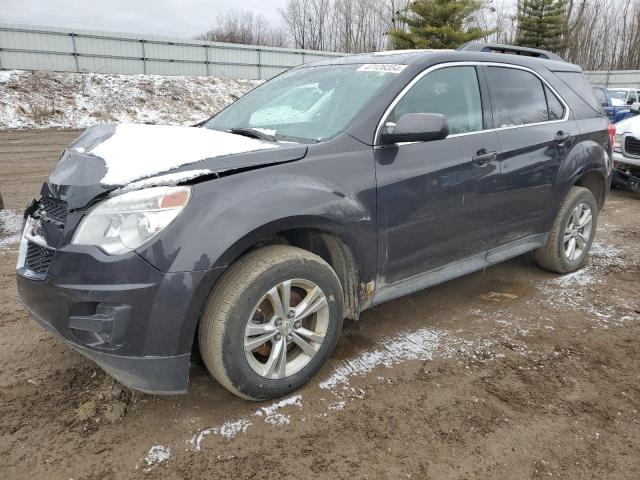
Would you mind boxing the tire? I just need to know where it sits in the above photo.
[534,186,598,274]
[0,191,3,210]
[198,245,344,400]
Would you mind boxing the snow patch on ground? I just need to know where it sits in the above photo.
[589,242,626,269]
[142,445,171,471]
[551,268,597,287]
[549,242,626,287]
[189,395,302,451]
[0,70,261,130]
[320,328,445,391]
[254,394,302,426]
[189,418,253,451]
[90,123,278,186]
[0,210,23,250]
[538,241,633,325]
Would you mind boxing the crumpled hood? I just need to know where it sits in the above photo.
[615,115,640,138]
[47,124,308,209]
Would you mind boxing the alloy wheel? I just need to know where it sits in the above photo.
[244,279,329,379]
[563,202,593,261]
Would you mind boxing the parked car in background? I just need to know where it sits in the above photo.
[592,86,638,123]
[17,43,613,400]
[613,104,640,193]
[609,88,640,106]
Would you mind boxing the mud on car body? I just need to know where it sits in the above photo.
[17,43,613,400]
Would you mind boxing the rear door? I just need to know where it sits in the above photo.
[374,64,502,287]
[484,65,579,246]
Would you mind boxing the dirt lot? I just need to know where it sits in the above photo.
[1,129,639,480]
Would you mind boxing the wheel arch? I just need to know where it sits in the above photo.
[574,169,607,210]
[214,216,370,321]
[183,215,373,360]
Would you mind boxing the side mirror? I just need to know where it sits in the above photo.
[380,113,449,145]
[631,102,640,114]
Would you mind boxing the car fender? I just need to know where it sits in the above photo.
[137,166,377,282]
[550,137,610,228]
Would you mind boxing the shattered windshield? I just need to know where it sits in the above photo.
[204,64,401,143]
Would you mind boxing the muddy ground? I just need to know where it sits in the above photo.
[1,129,639,480]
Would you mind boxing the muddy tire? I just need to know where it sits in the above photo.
[0,191,3,210]
[198,245,344,400]
[534,186,598,274]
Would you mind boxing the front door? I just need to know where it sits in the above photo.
[374,65,502,292]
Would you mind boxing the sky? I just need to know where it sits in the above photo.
[0,0,288,38]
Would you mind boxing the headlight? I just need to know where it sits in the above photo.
[614,134,623,153]
[72,186,191,255]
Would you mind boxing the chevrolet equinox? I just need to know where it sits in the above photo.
[17,43,613,400]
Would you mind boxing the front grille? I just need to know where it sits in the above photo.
[40,196,68,226]
[25,241,55,275]
[625,136,640,157]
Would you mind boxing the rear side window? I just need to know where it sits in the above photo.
[553,71,604,114]
[592,87,608,107]
[486,67,552,127]
[387,66,483,135]
[545,85,566,120]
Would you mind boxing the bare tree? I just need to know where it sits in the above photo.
[279,0,411,53]
[197,0,640,72]
[196,10,290,48]
[563,0,640,70]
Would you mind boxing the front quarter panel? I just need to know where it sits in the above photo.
[136,135,378,285]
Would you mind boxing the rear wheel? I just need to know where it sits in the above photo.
[198,245,344,400]
[534,186,598,273]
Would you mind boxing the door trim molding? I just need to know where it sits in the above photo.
[370,233,548,307]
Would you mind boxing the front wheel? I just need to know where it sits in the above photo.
[534,186,598,274]
[198,245,344,400]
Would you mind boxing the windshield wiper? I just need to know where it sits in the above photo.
[229,128,277,143]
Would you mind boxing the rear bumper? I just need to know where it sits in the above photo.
[16,244,225,394]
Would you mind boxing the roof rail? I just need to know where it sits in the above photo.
[456,42,565,62]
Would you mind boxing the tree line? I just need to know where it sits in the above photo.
[195,0,640,71]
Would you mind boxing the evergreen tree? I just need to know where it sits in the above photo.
[389,0,494,50]
[516,0,568,53]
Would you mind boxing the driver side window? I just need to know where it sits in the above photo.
[387,66,483,135]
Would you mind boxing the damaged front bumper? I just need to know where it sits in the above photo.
[16,233,223,394]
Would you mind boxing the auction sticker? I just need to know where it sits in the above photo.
[357,64,407,73]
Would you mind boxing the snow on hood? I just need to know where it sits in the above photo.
[88,123,278,187]
[615,115,640,137]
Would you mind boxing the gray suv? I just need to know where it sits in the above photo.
[17,43,613,400]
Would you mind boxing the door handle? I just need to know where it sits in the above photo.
[556,131,572,144]
[472,149,497,167]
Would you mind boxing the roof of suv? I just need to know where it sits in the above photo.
[308,49,581,73]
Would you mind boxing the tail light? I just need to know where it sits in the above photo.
[608,123,616,152]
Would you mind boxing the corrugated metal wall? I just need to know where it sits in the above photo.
[584,71,640,88]
[0,23,344,80]
[3,24,639,86]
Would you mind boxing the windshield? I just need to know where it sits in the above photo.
[204,64,401,143]
[609,89,628,101]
